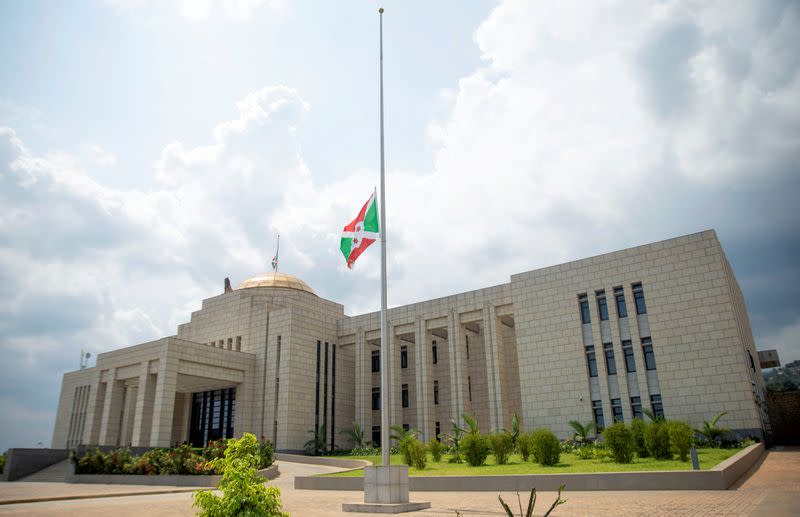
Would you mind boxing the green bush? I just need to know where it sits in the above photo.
[428,439,445,462]
[668,421,694,461]
[516,432,534,461]
[408,439,428,470]
[193,433,287,517]
[630,418,649,458]
[461,433,490,467]
[258,440,275,469]
[0,451,5,474]
[644,421,672,460]
[602,423,635,463]
[575,445,594,460]
[488,432,514,465]
[530,429,560,466]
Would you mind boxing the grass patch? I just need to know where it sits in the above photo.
[320,448,740,477]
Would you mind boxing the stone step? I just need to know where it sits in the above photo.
[20,459,70,482]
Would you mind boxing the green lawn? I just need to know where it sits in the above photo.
[321,448,740,477]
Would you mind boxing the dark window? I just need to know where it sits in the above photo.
[592,400,605,430]
[372,426,380,445]
[596,290,609,321]
[400,346,408,369]
[432,340,438,365]
[633,282,647,315]
[433,380,439,405]
[579,294,591,324]
[614,287,627,318]
[435,421,441,441]
[403,423,409,432]
[372,387,380,410]
[465,335,470,359]
[623,340,636,372]
[604,343,617,375]
[611,398,623,423]
[371,350,380,372]
[642,338,656,370]
[235,336,241,351]
[468,376,472,402]
[586,345,598,377]
[402,384,409,408]
[650,394,664,419]
[630,396,643,419]
[748,351,755,371]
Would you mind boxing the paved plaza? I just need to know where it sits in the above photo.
[0,448,797,516]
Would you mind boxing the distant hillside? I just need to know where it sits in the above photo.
[763,359,800,392]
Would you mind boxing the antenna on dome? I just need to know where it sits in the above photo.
[80,349,91,369]
[271,234,280,272]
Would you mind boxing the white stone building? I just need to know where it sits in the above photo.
[52,230,769,451]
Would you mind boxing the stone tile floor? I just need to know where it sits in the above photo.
[0,448,796,516]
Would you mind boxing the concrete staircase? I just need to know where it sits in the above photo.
[19,459,70,482]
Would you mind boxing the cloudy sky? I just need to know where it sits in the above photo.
[1,0,798,451]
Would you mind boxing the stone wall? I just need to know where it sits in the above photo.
[766,391,800,445]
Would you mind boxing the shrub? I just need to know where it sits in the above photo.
[516,432,534,461]
[461,433,490,467]
[203,439,228,461]
[193,433,288,517]
[668,421,694,461]
[258,440,274,469]
[592,442,611,460]
[644,421,672,460]
[0,451,5,474]
[575,445,594,460]
[488,432,514,465]
[530,429,560,466]
[602,423,635,464]
[428,439,445,462]
[408,439,428,470]
[630,418,649,458]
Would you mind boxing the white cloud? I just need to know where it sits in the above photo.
[104,0,289,21]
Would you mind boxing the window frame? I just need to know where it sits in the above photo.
[371,387,380,410]
[650,394,664,419]
[401,383,409,408]
[586,345,598,378]
[611,398,623,423]
[622,340,636,372]
[596,290,609,321]
[614,286,627,318]
[579,294,591,324]
[432,340,438,365]
[433,380,440,405]
[592,399,605,431]
[630,396,643,420]
[400,345,408,369]
[371,350,380,373]
[633,282,647,315]
[642,338,656,371]
[603,342,617,375]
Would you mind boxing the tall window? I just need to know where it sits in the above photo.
[585,345,598,377]
[372,426,380,445]
[592,400,605,430]
[614,286,627,318]
[630,396,643,419]
[579,294,591,324]
[433,380,439,405]
[372,387,380,410]
[435,421,441,441]
[235,336,242,352]
[400,346,408,369]
[468,376,472,401]
[650,394,664,419]
[633,282,647,315]
[371,350,380,372]
[748,350,756,371]
[465,335,470,359]
[642,338,656,370]
[622,340,636,372]
[604,343,617,375]
[403,423,409,432]
[596,290,609,321]
[402,384,409,408]
[432,340,438,365]
[611,398,623,423]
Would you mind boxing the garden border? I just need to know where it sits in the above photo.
[65,463,279,487]
[294,443,764,492]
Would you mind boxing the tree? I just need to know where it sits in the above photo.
[462,412,480,435]
[339,422,365,449]
[568,420,596,443]
[642,408,665,422]
[439,419,466,462]
[510,412,521,448]
[304,423,327,455]
[695,411,730,447]
[390,424,420,466]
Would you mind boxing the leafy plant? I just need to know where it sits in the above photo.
[462,412,480,435]
[568,420,596,443]
[390,424,420,466]
[408,439,428,470]
[193,433,288,517]
[257,440,274,469]
[642,408,664,422]
[644,421,671,460]
[516,432,534,461]
[498,485,567,517]
[304,423,328,456]
[530,429,560,466]
[0,451,5,474]
[630,418,649,458]
[510,412,521,448]
[488,432,514,465]
[668,421,694,461]
[575,445,594,460]
[339,421,365,449]
[429,438,445,462]
[695,411,730,447]
[440,419,466,462]
[602,423,635,463]
[461,433,490,467]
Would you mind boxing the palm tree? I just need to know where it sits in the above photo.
[695,411,730,447]
[510,412,521,448]
[304,423,327,455]
[462,412,480,435]
[568,420,597,443]
[439,418,466,461]
[389,424,419,442]
[642,408,665,422]
[339,421,365,449]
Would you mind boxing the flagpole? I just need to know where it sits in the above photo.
[276,234,280,272]
[378,6,390,468]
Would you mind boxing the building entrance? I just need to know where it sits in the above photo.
[188,387,236,447]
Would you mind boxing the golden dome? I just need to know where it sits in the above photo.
[236,272,316,295]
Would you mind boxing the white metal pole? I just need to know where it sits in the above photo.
[378,6,390,468]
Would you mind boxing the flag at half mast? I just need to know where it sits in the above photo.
[340,189,380,268]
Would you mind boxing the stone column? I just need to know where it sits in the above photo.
[389,324,401,435]
[414,316,431,441]
[131,361,156,447]
[150,345,180,447]
[98,368,124,446]
[355,328,367,433]
[483,305,504,431]
[447,309,465,424]
[119,385,137,446]
[82,369,104,445]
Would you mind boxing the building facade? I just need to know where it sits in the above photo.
[52,230,769,451]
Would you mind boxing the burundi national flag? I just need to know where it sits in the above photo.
[341,189,380,268]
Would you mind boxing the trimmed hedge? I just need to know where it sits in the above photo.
[461,433,490,467]
[530,429,560,466]
[644,421,672,460]
[488,432,513,465]
[602,423,635,463]
[668,421,694,461]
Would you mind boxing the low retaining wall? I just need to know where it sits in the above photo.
[276,453,371,469]
[295,443,764,492]
[2,449,69,481]
[66,463,279,486]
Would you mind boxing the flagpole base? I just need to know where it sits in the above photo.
[342,466,430,513]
